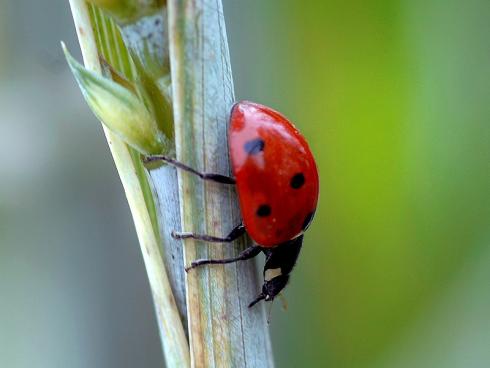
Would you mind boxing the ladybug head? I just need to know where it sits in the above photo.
[263,274,290,300]
[248,274,290,308]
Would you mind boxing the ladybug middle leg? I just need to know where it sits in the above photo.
[172,223,246,243]
[185,245,261,272]
[144,155,235,184]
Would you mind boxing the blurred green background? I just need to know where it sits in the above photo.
[1,0,489,367]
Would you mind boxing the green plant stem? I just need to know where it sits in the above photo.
[68,1,190,366]
[167,0,274,366]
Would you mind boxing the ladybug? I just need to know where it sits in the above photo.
[145,101,319,307]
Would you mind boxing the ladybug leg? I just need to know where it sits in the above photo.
[248,294,266,308]
[172,224,245,243]
[185,245,261,272]
[144,155,235,184]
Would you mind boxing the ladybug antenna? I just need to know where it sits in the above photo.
[266,299,275,325]
[248,293,265,308]
[279,293,288,311]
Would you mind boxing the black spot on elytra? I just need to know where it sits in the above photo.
[290,173,305,189]
[244,138,265,155]
[256,204,271,217]
[302,211,315,230]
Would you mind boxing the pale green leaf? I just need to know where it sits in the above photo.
[63,42,167,155]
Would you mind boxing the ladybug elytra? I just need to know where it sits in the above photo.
[145,101,319,307]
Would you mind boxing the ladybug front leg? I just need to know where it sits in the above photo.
[172,223,246,243]
[144,155,235,184]
[185,245,261,272]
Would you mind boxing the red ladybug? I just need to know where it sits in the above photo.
[145,101,319,307]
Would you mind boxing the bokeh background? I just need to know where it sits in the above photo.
[1,0,489,367]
